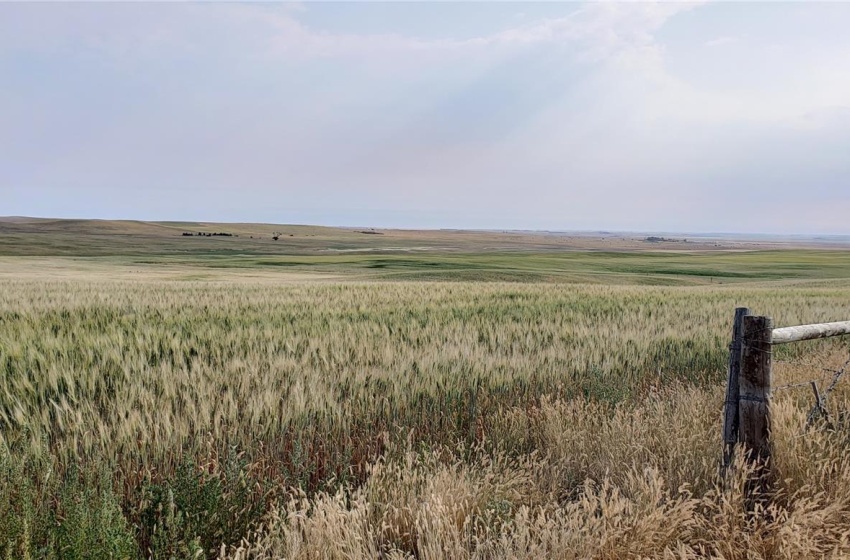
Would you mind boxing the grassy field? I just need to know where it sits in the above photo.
[5,218,850,286]
[2,220,850,558]
[0,217,780,257]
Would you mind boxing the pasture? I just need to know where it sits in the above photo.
[2,220,850,558]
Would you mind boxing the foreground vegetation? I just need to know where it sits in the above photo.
[2,247,850,557]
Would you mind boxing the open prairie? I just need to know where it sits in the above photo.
[4,217,850,284]
[2,220,850,558]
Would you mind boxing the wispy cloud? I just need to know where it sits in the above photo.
[704,35,738,48]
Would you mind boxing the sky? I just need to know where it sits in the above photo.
[2,1,849,234]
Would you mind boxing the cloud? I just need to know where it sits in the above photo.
[0,2,694,63]
[1,1,849,233]
[704,35,738,48]
[785,106,850,131]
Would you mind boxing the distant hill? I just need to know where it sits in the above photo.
[0,217,845,258]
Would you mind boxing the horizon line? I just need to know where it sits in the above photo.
[2,215,849,240]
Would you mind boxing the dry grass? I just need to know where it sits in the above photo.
[1,275,850,557]
[224,381,850,559]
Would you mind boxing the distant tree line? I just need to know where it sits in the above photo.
[644,236,687,243]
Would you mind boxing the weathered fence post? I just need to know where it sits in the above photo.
[723,310,850,507]
[721,307,749,476]
[739,315,773,499]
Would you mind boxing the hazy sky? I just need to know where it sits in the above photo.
[2,2,849,233]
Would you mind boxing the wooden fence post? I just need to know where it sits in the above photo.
[722,311,850,509]
[739,315,773,499]
[721,307,750,476]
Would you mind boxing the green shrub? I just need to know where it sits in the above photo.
[141,449,268,559]
[0,450,137,560]
[54,467,138,559]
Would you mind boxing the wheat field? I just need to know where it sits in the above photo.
[2,271,850,558]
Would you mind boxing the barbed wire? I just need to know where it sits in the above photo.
[771,352,850,429]
[774,380,818,391]
[806,356,850,426]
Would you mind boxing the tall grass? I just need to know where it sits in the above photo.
[224,385,850,559]
[1,278,849,557]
